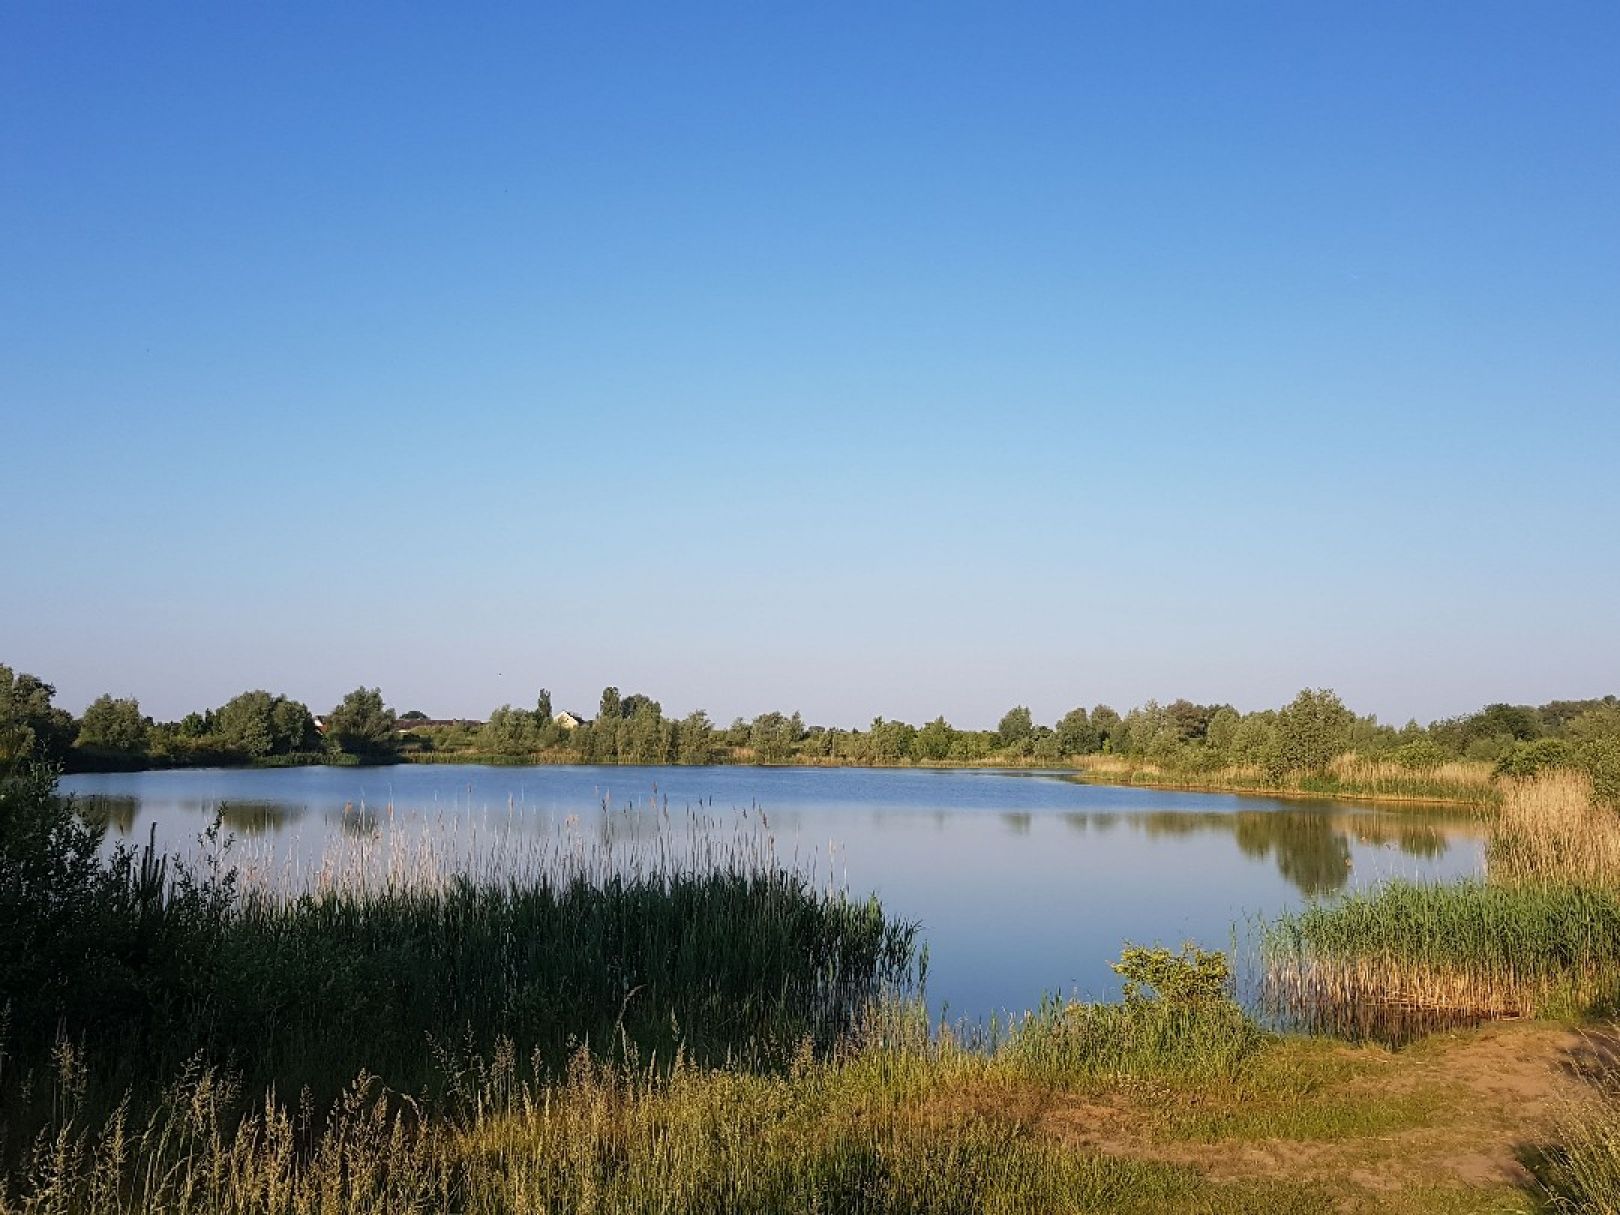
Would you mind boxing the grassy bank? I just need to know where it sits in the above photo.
[1071,753,1497,806]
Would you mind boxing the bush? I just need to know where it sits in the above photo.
[1494,738,1571,779]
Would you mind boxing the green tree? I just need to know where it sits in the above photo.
[1054,707,1098,756]
[0,666,76,765]
[325,688,397,758]
[215,690,278,758]
[269,698,317,752]
[1569,706,1620,806]
[750,712,801,764]
[1274,688,1353,776]
[622,701,671,764]
[535,688,553,722]
[77,694,149,755]
[1205,706,1240,758]
[481,705,538,754]
[997,706,1033,750]
[1090,705,1122,753]
[867,717,916,764]
[677,711,716,764]
[598,686,622,721]
[915,716,954,763]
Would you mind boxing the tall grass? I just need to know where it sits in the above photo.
[0,977,1280,1214]
[1537,1067,1620,1213]
[1490,769,1620,888]
[0,768,918,1175]
[1072,753,1495,805]
[1265,879,1620,1022]
[1265,772,1620,1028]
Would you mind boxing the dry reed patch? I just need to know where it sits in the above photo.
[1490,770,1620,887]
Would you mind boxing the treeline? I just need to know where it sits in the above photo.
[3,663,1616,799]
[0,667,399,770]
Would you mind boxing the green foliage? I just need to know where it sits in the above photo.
[75,692,149,755]
[1273,689,1352,777]
[214,689,318,758]
[1054,706,1098,756]
[480,704,540,754]
[1390,739,1450,770]
[1570,706,1620,807]
[997,705,1033,749]
[1111,942,1234,1007]
[1493,737,1571,779]
[325,686,398,758]
[0,665,77,766]
[1008,945,1262,1086]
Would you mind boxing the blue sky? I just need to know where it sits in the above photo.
[3,2,1617,727]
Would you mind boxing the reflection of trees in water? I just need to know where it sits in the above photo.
[214,801,301,837]
[1347,820,1448,859]
[1231,813,1351,898]
[77,795,139,835]
[1061,808,1456,899]
[1001,812,1032,835]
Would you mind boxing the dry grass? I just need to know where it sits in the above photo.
[1073,754,1496,806]
[1489,770,1620,889]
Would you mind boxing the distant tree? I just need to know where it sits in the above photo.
[1054,707,1098,756]
[677,710,716,765]
[620,701,670,764]
[215,690,279,758]
[481,705,538,754]
[1205,706,1240,757]
[1165,699,1214,743]
[598,686,622,721]
[915,716,954,762]
[750,712,801,764]
[620,693,661,720]
[77,694,149,755]
[326,688,397,757]
[535,688,553,722]
[997,706,1033,750]
[0,666,77,765]
[1274,688,1353,776]
[1569,706,1620,806]
[867,717,916,764]
[399,709,429,722]
[177,711,212,740]
[1090,705,1122,753]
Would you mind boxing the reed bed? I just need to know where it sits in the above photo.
[1072,754,1495,805]
[0,774,919,1170]
[1264,879,1620,1023]
[1264,773,1620,1031]
[1489,770,1620,889]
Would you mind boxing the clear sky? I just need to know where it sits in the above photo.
[3,2,1617,728]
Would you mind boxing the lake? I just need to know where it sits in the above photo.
[59,764,1485,1020]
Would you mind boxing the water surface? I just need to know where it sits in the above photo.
[61,764,1485,1019]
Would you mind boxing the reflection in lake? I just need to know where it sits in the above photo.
[1056,809,1454,898]
[58,764,1486,1019]
[76,794,139,835]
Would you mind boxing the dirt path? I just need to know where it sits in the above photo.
[1036,1022,1610,1205]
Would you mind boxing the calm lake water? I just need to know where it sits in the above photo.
[60,764,1485,1020]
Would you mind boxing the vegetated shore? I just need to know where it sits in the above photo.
[4,766,1619,1212]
